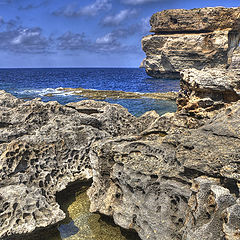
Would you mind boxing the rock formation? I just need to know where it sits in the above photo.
[142,7,240,79]
[1,66,240,240]
[0,90,157,240]
[87,86,240,240]
[177,68,240,118]
[51,87,178,101]
[87,7,240,240]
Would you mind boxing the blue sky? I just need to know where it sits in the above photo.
[0,0,239,68]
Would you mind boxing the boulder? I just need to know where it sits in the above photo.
[177,68,240,117]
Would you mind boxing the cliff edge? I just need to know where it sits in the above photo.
[142,7,240,79]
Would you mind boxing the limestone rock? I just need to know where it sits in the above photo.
[222,203,240,239]
[142,7,240,78]
[0,185,65,240]
[0,91,157,240]
[150,7,240,33]
[88,99,240,240]
[142,30,230,78]
[177,68,240,117]
[230,47,240,69]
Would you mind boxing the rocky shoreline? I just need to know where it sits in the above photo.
[1,6,240,240]
[45,87,178,101]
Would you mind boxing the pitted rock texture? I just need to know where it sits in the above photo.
[0,90,157,240]
[177,68,240,117]
[142,7,240,78]
[230,47,240,69]
[88,100,240,240]
[150,7,240,33]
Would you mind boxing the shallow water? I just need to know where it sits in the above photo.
[44,182,140,240]
[0,68,179,116]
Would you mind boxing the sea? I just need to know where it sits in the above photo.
[0,68,179,117]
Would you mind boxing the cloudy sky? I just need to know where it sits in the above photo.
[0,0,239,68]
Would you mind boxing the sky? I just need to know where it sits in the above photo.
[0,0,239,68]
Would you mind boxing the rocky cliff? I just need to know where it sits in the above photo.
[142,7,240,79]
[1,66,240,240]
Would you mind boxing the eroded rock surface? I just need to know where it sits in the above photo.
[88,100,240,240]
[142,7,240,78]
[177,68,240,118]
[0,90,157,240]
[150,7,240,33]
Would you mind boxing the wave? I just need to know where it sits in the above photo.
[14,88,73,97]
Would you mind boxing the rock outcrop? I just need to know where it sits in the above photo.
[142,7,240,79]
[88,96,240,240]
[1,65,240,240]
[0,90,158,240]
[177,68,240,118]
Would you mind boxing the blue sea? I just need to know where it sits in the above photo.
[0,68,179,116]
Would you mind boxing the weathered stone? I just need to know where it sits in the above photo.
[150,7,240,33]
[182,177,237,240]
[55,87,178,101]
[0,185,65,240]
[222,203,240,239]
[142,30,232,79]
[142,7,240,78]
[88,99,240,240]
[0,91,158,240]
[177,68,240,117]
[230,47,240,69]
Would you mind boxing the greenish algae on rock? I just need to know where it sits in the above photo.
[47,87,178,101]
[45,183,140,240]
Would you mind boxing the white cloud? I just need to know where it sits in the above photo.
[80,0,112,16]
[122,0,158,5]
[96,33,114,44]
[53,0,112,17]
[102,9,137,26]
[0,27,51,53]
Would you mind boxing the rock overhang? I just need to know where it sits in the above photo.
[142,6,240,79]
[150,7,240,33]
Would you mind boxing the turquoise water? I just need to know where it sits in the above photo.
[0,68,179,116]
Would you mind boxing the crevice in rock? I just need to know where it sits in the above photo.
[220,177,240,198]
[153,30,213,34]
[0,122,12,128]
[141,130,167,137]
[66,105,103,115]
[99,215,141,240]
[56,179,92,217]
[180,167,212,179]
[162,175,192,186]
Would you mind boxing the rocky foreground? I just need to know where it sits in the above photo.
[0,66,240,240]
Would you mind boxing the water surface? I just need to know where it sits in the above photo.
[0,68,179,116]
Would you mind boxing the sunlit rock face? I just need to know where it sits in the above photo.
[142,7,240,79]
